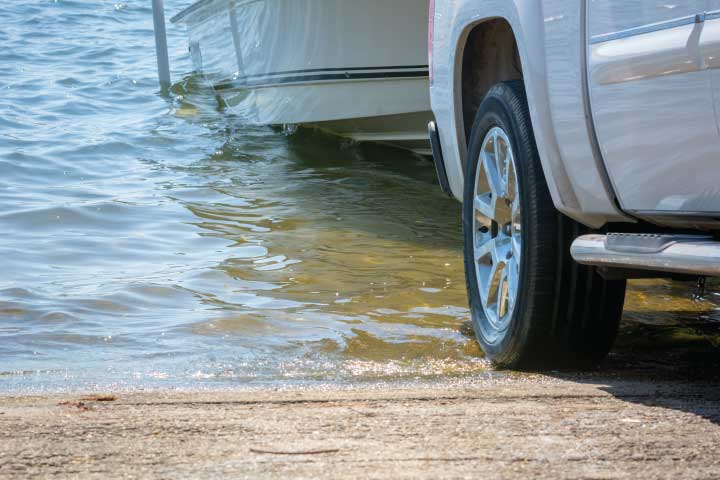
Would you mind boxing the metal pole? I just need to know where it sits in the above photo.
[152,0,171,91]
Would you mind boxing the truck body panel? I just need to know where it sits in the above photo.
[430,0,629,228]
[588,1,720,217]
[431,0,720,229]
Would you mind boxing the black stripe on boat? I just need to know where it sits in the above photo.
[239,65,430,80]
[213,68,430,91]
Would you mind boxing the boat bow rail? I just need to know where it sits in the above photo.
[152,0,171,90]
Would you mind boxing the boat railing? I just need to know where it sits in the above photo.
[152,0,171,91]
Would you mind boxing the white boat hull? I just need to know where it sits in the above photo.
[172,0,432,154]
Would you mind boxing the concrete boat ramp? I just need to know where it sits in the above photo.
[1,368,719,479]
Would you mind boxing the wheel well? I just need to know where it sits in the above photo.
[461,19,523,140]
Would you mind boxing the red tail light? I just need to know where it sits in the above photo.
[428,0,435,86]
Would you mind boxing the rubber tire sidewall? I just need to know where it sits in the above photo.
[463,84,539,365]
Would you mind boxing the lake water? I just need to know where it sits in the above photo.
[1,0,718,393]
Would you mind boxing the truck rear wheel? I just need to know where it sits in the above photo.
[463,81,626,369]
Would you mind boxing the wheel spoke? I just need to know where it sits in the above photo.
[510,172,521,264]
[475,236,495,263]
[497,265,509,318]
[506,150,517,204]
[481,147,504,200]
[511,195,520,221]
[471,126,522,334]
[473,194,494,228]
[494,236,511,260]
[480,258,501,305]
[494,131,508,198]
[511,234,521,264]
[506,258,518,309]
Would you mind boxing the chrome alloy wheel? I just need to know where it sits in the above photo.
[472,127,522,340]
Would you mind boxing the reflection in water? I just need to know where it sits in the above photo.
[0,1,718,392]
[618,279,720,373]
[170,126,484,381]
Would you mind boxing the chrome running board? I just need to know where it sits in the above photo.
[571,233,720,277]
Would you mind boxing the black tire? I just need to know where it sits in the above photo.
[463,81,626,369]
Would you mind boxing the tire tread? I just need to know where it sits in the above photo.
[463,80,626,370]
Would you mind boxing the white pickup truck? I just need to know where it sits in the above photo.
[428,1,720,368]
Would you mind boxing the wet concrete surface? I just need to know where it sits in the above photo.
[1,337,719,479]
